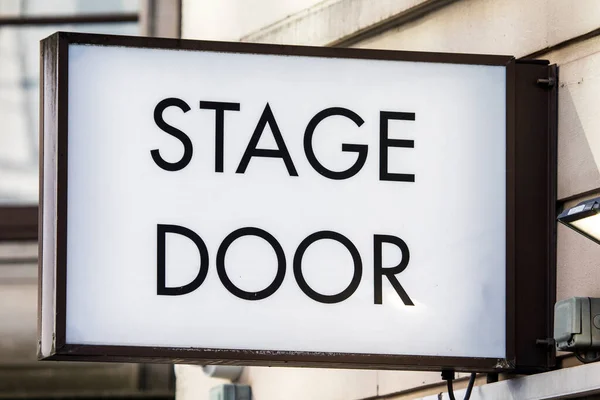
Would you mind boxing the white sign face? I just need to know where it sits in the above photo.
[42,39,507,362]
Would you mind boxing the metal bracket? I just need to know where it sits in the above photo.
[537,77,556,87]
[536,338,556,348]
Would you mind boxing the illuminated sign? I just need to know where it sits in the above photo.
[39,32,556,372]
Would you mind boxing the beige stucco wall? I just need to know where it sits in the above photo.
[177,0,600,398]
[182,0,324,41]
[351,0,600,57]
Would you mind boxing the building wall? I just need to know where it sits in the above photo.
[179,0,600,398]
[181,0,323,41]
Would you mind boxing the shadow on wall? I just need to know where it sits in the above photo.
[557,68,600,200]
[555,60,600,302]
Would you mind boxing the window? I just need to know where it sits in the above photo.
[0,0,139,240]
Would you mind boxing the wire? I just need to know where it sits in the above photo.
[446,376,456,400]
[464,373,476,400]
[442,371,477,400]
[575,351,600,364]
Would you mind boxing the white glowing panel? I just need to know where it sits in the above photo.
[572,214,600,241]
[61,43,506,358]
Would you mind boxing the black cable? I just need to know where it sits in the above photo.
[446,376,456,400]
[464,373,477,400]
[575,351,600,364]
[442,371,477,400]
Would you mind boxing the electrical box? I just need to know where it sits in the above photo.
[210,384,251,400]
[554,297,600,351]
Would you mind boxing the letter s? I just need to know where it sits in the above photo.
[151,98,192,171]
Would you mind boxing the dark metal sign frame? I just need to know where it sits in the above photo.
[38,32,557,373]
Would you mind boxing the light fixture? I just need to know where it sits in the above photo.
[557,196,600,245]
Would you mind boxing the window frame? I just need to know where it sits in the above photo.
[0,206,38,240]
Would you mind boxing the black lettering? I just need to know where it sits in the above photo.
[199,101,241,173]
[217,227,286,300]
[294,231,362,304]
[379,111,415,182]
[151,98,193,171]
[374,234,414,305]
[157,224,209,296]
[304,107,367,180]
[236,103,298,176]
